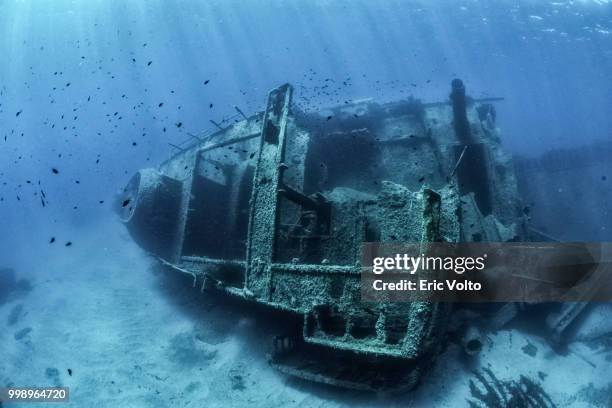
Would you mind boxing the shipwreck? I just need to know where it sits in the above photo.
[118,80,532,392]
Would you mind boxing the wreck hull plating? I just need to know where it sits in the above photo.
[120,82,526,391]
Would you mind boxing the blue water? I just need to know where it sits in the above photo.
[2,1,612,250]
[1,1,611,406]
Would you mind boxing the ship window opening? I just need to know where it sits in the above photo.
[304,130,380,195]
[317,306,346,337]
[182,142,256,260]
[350,314,377,339]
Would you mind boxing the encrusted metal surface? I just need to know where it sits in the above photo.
[120,80,526,391]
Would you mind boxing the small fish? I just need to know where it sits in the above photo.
[122,199,131,207]
[204,80,210,85]
[16,110,23,117]
[147,61,152,66]
[49,237,55,243]
[52,168,59,174]
[65,242,72,247]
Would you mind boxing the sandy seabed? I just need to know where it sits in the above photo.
[1,219,611,407]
